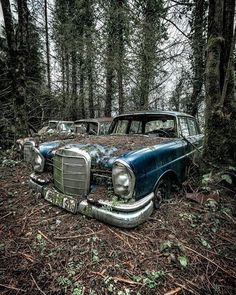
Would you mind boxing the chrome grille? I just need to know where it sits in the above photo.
[53,147,91,197]
[23,142,34,162]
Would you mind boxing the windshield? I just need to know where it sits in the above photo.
[75,122,98,135]
[58,123,74,132]
[111,116,177,138]
[99,122,111,135]
[48,121,58,129]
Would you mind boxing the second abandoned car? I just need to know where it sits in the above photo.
[27,117,113,170]
[29,111,203,228]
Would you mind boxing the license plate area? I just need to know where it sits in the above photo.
[44,189,78,213]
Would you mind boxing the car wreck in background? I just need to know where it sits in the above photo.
[26,117,113,170]
[29,111,203,228]
[17,120,73,157]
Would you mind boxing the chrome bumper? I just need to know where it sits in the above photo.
[78,198,154,228]
[29,173,51,194]
[29,176,154,228]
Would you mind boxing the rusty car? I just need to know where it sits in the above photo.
[29,111,203,228]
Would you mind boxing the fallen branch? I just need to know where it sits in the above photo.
[107,228,135,254]
[0,212,13,221]
[184,245,236,278]
[37,230,55,245]
[18,251,36,263]
[164,287,182,295]
[31,274,46,295]
[0,283,26,292]
[113,276,143,286]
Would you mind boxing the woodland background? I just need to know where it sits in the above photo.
[0,2,236,294]
[0,0,236,164]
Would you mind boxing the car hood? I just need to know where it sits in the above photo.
[60,135,171,170]
[39,140,66,158]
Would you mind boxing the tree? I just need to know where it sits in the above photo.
[204,0,236,164]
[2,0,29,136]
[44,0,51,93]
[187,0,206,116]
[138,0,167,110]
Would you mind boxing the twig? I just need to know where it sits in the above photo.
[18,251,35,263]
[117,229,139,240]
[174,282,195,294]
[107,228,136,254]
[0,283,26,292]
[23,204,50,220]
[54,230,104,240]
[216,234,236,245]
[0,212,12,221]
[31,213,68,226]
[37,230,55,245]
[164,287,182,295]
[30,274,46,295]
[91,272,142,286]
[184,245,236,278]
[222,211,236,224]
[113,276,143,286]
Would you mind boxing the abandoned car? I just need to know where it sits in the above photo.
[23,120,76,162]
[29,111,203,228]
[25,117,113,166]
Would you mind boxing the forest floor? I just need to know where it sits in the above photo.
[0,157,236,295]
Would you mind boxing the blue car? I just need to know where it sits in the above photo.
[29,111,203,228]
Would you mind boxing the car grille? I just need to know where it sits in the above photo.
[53,147,91,197]
[23,142,34,162]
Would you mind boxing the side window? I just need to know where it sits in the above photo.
[129,120,142,134]
[188,118,198,136]
[114,120,129,134]
[179,117,189,137]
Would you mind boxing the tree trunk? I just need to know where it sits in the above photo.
[139,0,158,110]
[117,0,125,114]
[204,0,236,164]
[2,0,29,136]
[85,0,95,118]
[61,47,66,107]
[65,52,70,97]
[44,0,51,93]
[188,0,206,116]
[105,0,116,117]
[71,51,78,120]
[79,50,86,119]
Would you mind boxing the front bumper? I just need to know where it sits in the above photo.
[29,175,154,228]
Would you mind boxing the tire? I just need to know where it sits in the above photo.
[153,177,172,209]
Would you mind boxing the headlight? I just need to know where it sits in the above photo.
[112,160,135,199]
[16,142,23,152]
[32,147,45,172]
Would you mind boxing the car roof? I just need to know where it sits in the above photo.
[113,111,195,119]
[75,117,112,124]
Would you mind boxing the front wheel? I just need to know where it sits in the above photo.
[153,177,172,209]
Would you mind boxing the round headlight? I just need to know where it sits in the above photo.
[32,148,45,172]
[112,160,135,199]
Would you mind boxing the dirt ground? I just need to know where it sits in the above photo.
[0,159,236,295]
